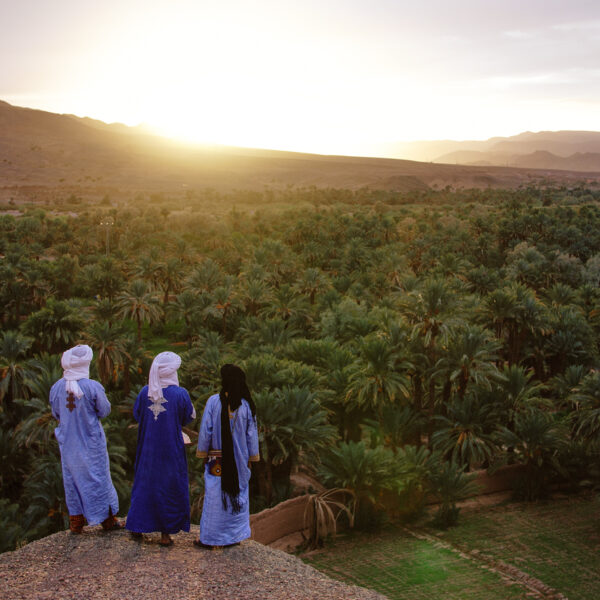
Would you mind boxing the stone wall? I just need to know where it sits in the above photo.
[250,464,526,548]
[251,495,310,546]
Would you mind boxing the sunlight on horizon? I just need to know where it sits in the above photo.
[2,1,600,156]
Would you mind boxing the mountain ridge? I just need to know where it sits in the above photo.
[1,100,599,197]
[383,130,600,171]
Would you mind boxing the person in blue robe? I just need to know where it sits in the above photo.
[195,364,259,548]
[49,345,121,534]
[126,351,195,546]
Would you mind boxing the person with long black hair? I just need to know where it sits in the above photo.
[195,364,259,548]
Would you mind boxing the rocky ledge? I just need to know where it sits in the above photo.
[0,526,385,600]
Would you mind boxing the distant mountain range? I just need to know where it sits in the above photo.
[381,131,600,172]
[1,100,599,200]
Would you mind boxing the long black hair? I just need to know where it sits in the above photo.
[219,364,256,513]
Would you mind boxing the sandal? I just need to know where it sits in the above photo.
[103,520,124,531]
[193,540,212,549]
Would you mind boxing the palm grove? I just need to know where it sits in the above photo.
[2,184,600,552]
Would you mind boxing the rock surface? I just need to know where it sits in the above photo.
[0,526,386,600]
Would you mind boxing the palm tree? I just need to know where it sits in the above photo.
[549,364,587,405]
[0,258,29,325]
[0,419,31,504]
[365,405,426,450]
[23,266,54,309]
[239,317,298,353]
[186,258,222,293]
[156,257,185,317]
[116,279,161,343]
[0,498,24,553]
[82,321,130,387]
[479,286,521,347]
[432,396,500,470]
[295,268,330,305]
[545,306,596,376]
[493,364,546,429]
[12,353,62,450]
[237,277,272,316]
[254,386,336,504]
[395,444,440,518]
[171,289,209,345]
[180,336,224,398]
[429,460,479,527]
[319,441,396,527]
[260,284,309,325]
[21,299,85,355]
[203,282,242,339]
[433,324,502,400]
[570,371,600,447]
[543,282,577,307]
[87,298,118,326]
[22,453,69,539]
[0,330,33,410]
[135,255,161,290]
[345,335,410,420]
[498,408,567,500]
[399,278,460,417]
[479,283,548,367]
[80,257,125,301]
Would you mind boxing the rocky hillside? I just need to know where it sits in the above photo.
[0,526,385,600]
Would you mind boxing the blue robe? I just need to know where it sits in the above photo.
[50,378,119,524]
[126,385,194,534]
[197,394,260,546]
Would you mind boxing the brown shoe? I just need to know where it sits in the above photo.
[69,515,85,534]
[101,508,123,531]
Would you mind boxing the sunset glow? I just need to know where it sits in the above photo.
[2,1,600,156]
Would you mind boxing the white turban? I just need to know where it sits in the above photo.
[61,345,93,399]
[148,351,181,402]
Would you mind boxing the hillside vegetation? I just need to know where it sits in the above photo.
[2,184,600,552]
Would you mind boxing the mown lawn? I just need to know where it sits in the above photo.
[304,493,600,600]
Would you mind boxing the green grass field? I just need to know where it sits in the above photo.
[304,493,600,600]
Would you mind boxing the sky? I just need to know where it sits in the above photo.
[1,0,600,156]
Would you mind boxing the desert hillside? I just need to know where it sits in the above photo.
[1,100,599,201]
[0,526,384,600]
[384,130,600,172]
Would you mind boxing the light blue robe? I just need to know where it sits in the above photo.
[197,394,259,546]
[49,378,118,524]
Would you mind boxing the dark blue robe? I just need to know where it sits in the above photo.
[126,385,194,534]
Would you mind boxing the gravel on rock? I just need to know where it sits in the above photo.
[0,526,387,600]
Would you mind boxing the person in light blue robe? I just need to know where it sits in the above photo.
[49,345,120,534]
[126,351,195,546]
[196,364,259,548]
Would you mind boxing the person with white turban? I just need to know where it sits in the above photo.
[49,345,121,534]
[126,351,195,546]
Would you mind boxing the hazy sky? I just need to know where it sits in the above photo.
[2,0,600,155]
